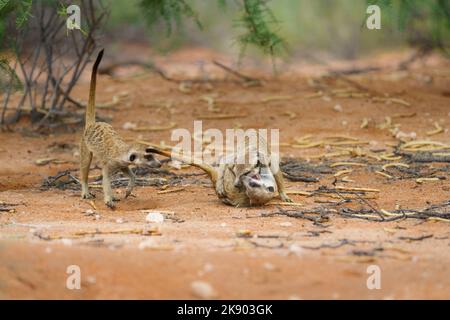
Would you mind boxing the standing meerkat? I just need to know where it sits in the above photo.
[146,134,292,207]
[80,49,161,208]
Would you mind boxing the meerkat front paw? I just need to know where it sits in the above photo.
[280,193,293,203]
[125,189,132,199]
[105,199,116,209]
[81,192,95,199]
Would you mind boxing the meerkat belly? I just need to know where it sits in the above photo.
[84,122,126,165]
[218,166,251,207]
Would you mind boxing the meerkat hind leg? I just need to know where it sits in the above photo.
[80,142,95,199]
[274,169,293,202]
[102,166,116,208]
[121,167,136,199]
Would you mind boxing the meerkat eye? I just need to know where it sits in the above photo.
[129,154,136,162]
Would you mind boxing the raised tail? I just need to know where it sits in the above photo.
[145,146,218,184]
[85,49,104,126]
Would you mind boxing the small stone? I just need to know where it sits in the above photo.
[279,221,293,227]
[116,218,124,224]
[289,243,304,256]
[333,104,343,112]
[395,131,416,140]
[61,238,72,246]
[203,263,214,273]
[94,214,101,220]
[190,281,218,299]
[138,239,157,250]
[122,122,137,130]
[341,120,348,126]
[263,262,277,271]
[145,211,165,223]
[86,276,96,284]
[84,209,95,216]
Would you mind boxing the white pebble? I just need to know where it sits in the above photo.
[279,222,293,227]
[263,262,276,271]
[395,131,416,140]
[190,281,218,299]
[61,238,72,246]
[138,239,157,250]
[86,276,96,284]
[289,243,304,256]
[333,104,343,112]
[145,211,165,223]
[122,122,137,130]
[116,218,124,224]
[203,263,214,273]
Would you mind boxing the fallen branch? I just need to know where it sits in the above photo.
[212,60,262,85]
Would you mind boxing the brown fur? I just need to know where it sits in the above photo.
[80,50,160,208]
[147,134,292,207]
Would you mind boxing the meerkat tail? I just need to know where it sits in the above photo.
[85,49,104,126]
[146,147,218,184]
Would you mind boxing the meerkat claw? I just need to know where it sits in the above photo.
[281,194,293,203]
[81,192,95,199]
[105,200,115,209]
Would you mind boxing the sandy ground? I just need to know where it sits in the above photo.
[0,48,449,299]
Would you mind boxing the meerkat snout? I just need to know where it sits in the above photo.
[144,148,161,168]
[145,154,161,168]
[126,149,161,168]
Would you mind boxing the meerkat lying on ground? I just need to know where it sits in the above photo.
[80,49,161,208]
[147,134,292,207]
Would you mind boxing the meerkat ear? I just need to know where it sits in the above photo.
[233,171,243,188]
[145,147,156,153]
[234,177,242,188]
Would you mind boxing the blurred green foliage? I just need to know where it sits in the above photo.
[371,0,449,53]
[122,0,449,59]
[135,0,286,60]
[1,0,449,60]
[0,0,32,93]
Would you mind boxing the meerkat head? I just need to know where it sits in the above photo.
[123,144,161,168]
[234,162,278,206]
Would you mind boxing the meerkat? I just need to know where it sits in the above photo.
[146,134,292,207]
[80,49,161,208]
